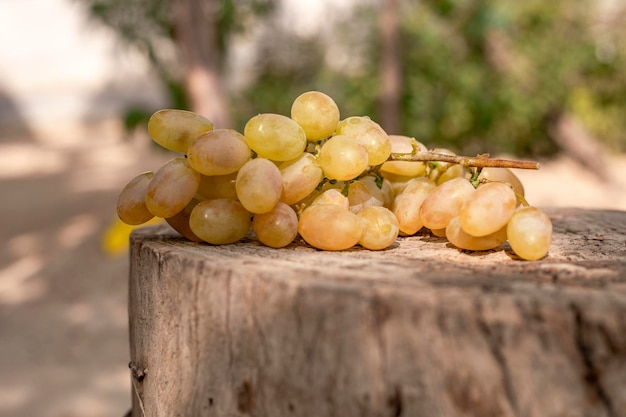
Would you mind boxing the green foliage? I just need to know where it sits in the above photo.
[80,0,626,155]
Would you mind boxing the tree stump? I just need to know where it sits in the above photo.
[128,207,626,417]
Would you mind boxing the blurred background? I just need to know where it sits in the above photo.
[1,0,625,416]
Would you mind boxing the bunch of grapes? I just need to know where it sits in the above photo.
[117,91,552,260]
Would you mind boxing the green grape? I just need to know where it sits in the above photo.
[165,197,203,242]
[507,206,552,260]
[347,180,383,214]
[446,216,508,251]
[145,158,201,218]
[357,206,399,250]
[290,91,340,141]
[187,129,250,176]
[117,171,155,225]
[189,199,251,245]
[311,189,350,209]
[355,176,387,208]
[428,148,457,183]
[336,116,391,166]
[392,177,436,235]
[380,135,427,177]
[459,181,517,237]
[252,202,299,248]
[478,167,525,199]
[419,177,475,230]
[298,204,362,251]
[236,158,283,214]
[148,109,214,153]
[380,171,417,195]
[244,113,307,161]
[318,135,369,181]
[197,172,239,201]
[279,153,324,205]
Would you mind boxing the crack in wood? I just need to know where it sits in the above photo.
[474,299,519,416]
[570,303,616,417]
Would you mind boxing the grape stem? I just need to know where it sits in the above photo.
[390,151,540,170]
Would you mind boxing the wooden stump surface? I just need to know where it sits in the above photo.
[128,207,626,417]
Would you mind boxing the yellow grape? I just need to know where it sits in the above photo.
[290,91,340,141]
[279,153,324,205]
[187,129,250,176]
[336,116,391,166]
[311,188,350,209]
[145,158,201,218]
[318,135,368,181]
[419,177,475,230]
[197,172,238,200]
[380,135,427,177]
[298,204,362,251]
[459,181,516,237]
[392,177,436,235]
[244,113,307,161]
[507,206,552,260]
[446,216,508,251]
[189,199,251,245]
[478,167,525,200]
[347,180,383,214]
[148,109,214,153]
[252,202,299,248]
[117,171,155,225]
[236,158,283,214]
[165,197,203,242]
[357,206,399,250]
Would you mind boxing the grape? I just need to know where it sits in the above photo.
[148,109,214,153]
[355,176,387,208]
[336,116,391,166]
[459,181,516,237]
[187,129,250,176]
[290,91,340,141]
[428,148,458,183]
[392,177,436,235]
[236,158,283,214]
[197,172,239,201]
[318,135,369,181]
[298,204,362,251]
[478,167,525,199]
[436,164,466,185]
[347,180,383,214]
[165,197,203,242]
[311,188,350,209]
[117,171,155,225]
[189,199,251,245]
[446,216,507,251]
[419,177,475,230]
[252,202,299,248]
[380,135,427,177]
[145,158,201,218]
[357,206,399,250]
[244,113,307,161]
[507,206,552,260]
[430,228,447,238]
[279,153,324,205]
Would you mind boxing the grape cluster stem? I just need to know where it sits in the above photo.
[390,151,540,170]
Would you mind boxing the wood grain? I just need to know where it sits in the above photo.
[129,208,626,417]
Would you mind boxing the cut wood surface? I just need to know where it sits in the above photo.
[128,207,626,417]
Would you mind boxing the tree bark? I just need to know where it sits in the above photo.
[174,0,232,128]
[128,208,626,417]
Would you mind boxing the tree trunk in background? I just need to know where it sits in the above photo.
[174,0,232,128]
[379,0,401,135]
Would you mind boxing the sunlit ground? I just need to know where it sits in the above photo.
[0,121,169,417]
